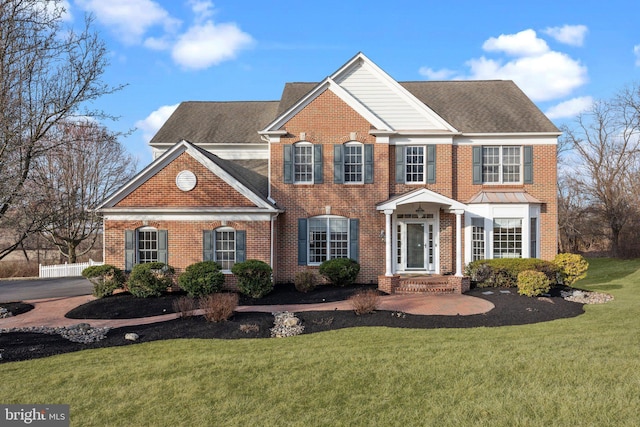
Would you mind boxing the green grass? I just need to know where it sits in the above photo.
[2,258,640,426]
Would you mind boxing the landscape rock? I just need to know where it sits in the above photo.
[270,312,304,338]
[561,289,613,304]
[124,333,139,341]
[0,325,110,343]
[0,308,12,318]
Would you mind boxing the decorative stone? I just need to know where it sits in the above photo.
[283,317,299,327]
[124,333,139,341]
[0,307,12,318]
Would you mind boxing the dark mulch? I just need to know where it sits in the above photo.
[0,285,585,364]
[0,302,34,316]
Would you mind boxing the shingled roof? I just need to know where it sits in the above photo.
[150,101,279,145]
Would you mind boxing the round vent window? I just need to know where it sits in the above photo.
[176,170,197,192]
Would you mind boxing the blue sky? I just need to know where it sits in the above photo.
[61,0,640,164]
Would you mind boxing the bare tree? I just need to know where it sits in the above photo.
[0,0,123,260]
[31,121,137,263]
[562,84,640,257]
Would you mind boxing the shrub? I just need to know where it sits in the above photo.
[465,258,559,288]
[554,253,589,286]
[517,270,551,297]
[294,270,317,293]
[319,258,360,287]
[177,261,225,297]
[349,289,380,315]
[127,262,175,298]
[231,260,273,298]
[172,296,198,318]
[199,293,239,322]
[82,264,126,298]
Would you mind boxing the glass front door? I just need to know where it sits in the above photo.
[407,223,425,269]
[401,220,436,272]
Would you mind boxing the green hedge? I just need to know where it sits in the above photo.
[465,258,559,288]
[319,258,360,287]
[178,261,225,297]
[231,260,273,298]
[82,264,126,298]
[128,262,175,298]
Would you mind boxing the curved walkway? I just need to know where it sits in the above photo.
[0,293,495,330]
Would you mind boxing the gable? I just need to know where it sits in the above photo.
[114,152,257,208]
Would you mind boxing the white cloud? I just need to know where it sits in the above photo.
[418,67,456,80]
[75,0,180,45]
[419,29,588,102]
[543,25,588,47]
[635,45,640,66]
[188,0,214,22]
[545,96,594,119]
[135,104,180,143]
[482,29,549,57]
[171,22,253,70]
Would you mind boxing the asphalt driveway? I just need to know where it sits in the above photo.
[0,277,93,302]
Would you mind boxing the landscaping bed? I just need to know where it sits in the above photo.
[1,285,587,363]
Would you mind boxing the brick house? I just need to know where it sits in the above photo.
[99,53,559,293]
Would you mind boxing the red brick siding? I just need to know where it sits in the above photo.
[115,152,256,208]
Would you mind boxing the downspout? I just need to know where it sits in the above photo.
[270,212,280,272]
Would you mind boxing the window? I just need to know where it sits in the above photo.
[396,145,435,184]
[294,143,313,183]
[284,143,323,184]
[138,228,158,263]
[405,146,424,183]
[298,217,358,265]
[203,228,246,270]
[493,218,522,258]
[471,218,485,261]
[344,143,363,183]
[125,228,168,271]
[480,146,523,184]
[215,228,236,270]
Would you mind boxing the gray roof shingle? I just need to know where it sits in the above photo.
[150,101,280,145]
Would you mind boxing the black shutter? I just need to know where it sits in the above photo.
[364,144,374,184]
[203,230,214,261]
[157,230,168,264]
[283,145,293,183]
[313,144,323,184]
[125,230,135,272]
[472,146,483,184]
[349,218,359,262]
[523,145,533,184]
[395,145,405,183]
[236,230,246,263]
[334,145,344,184]
[298,219,308,265]
[426,144,436,183]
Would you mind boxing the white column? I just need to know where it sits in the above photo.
[455,210,463,277]
[384,210,393,276]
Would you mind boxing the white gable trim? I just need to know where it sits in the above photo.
[377,188,467,211]
[98,140,278,211]
[332,53,459,133]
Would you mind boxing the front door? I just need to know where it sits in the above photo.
[400,220,437,272]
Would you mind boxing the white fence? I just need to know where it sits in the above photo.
[39,259,104,278]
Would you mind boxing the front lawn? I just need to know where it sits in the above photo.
[1,258,639,426]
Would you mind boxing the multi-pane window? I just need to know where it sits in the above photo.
[138,228,158,263]
[344,143,363,183]
[215,228,236,270]
[405,146,424,183]
[294,143,313,183]
[482,146,522,183]
[309,217,349,264]
[493,218,522,258]
[471,218,485,261]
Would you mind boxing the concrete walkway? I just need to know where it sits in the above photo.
[0,293,495,330]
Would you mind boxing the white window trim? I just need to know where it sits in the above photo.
[214,226,236,272]
[405,145,426,184]
[137,226,158,264]
[344,141,364,184]
[293,141,313,184]
[307,215,350,266]
[483,145,523,185]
